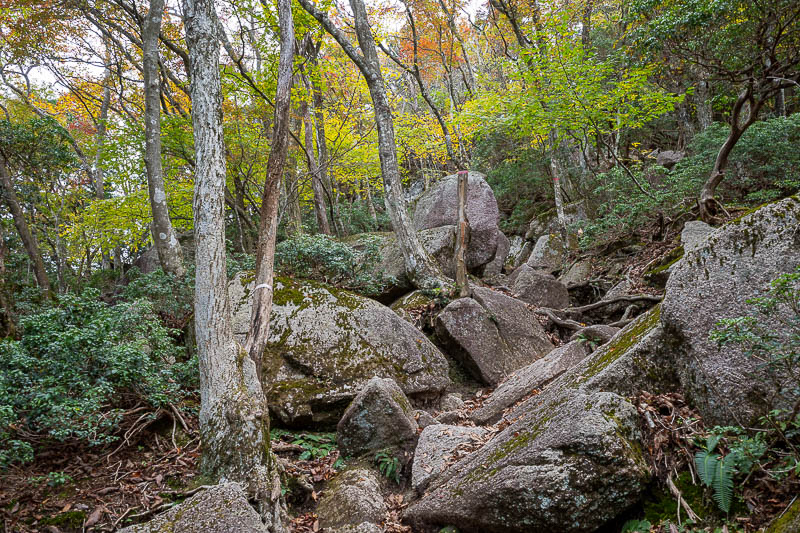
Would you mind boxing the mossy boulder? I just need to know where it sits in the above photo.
[229,274,450,427]
[766,497,800,533]
[661,196,800,426]
[405,391,650,533]
[346,227,456,301]
[390,290,434,324]
[526,233,565,272]
[120,483,267,533]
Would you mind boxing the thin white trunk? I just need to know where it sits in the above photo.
[183,0,284,526]
[144,0,185,277]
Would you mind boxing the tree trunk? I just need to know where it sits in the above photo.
[300,74,330,234]
[699,87,764,221]
[0,154,51,295]
[183,0,284,525]
[365,177,377,223]
[455,170,469,297]
[297,0,451,290]
[243,0,295,378]
[144,0,185,277]
[696,79,713,130]
[95,48,112,269]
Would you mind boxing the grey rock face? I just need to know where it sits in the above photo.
[317,469,387,530]
[405,391,650,533]
[506,235,527,268]
[662,197,800,425]
[414,409,437,429]
[413,171,500,269]
[412,424,489,493]
[229,275,449,427]
[471,341,588,426]
[440,393,465,412]
[680,220,714,252]
[513,240,534,268]
[482,231,511,277]
[435,287,554,385]
[337,377,419,458]
[656,149,684,169]
[526,234,565,272]
[119,483,268,533]
[512,265,570,309]
[559,259,594,287]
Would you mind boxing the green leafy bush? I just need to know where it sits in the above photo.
[0,289,194,467]
[580,114,800,247]
[123,267,194,331]
[275,233,395,296]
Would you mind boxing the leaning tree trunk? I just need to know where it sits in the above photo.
[297,0,450,290]
[143,0,185,277]
[242,0,295,378]
[0,154,51,295]
[183,0,284,526]
[699,86,764,221]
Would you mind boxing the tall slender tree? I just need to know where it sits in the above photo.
[182,0,285,526]
[143,0,185,276]
[297,0,451,290]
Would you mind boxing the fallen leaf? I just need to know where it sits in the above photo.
[85,506,104,527]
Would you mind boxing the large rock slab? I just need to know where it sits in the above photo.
[413,171,500,269]
[511,265,570,309]
[435,287,554,385]
[412,424,489,493]
[337,377,418,457]
[471,341,588,425]
[526,233,565,272]
[120,484,267,533]
[662,197,800,425]
[317,469,387,530]
[405,391,650,533]
[229,274,450,427]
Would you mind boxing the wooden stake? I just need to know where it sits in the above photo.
[455,170,470,297]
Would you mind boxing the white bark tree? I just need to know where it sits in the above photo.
[297,0,451,290]
[182,0,285,527]
[143,0,185,277]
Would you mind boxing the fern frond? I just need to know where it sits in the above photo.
[695,450,720,487]
[713,455,735,513]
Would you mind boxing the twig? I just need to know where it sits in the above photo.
[667,474,701,523]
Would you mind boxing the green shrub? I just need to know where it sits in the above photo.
[123,267,194,331]
[0,289,194,467]
[275,233,395,296]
